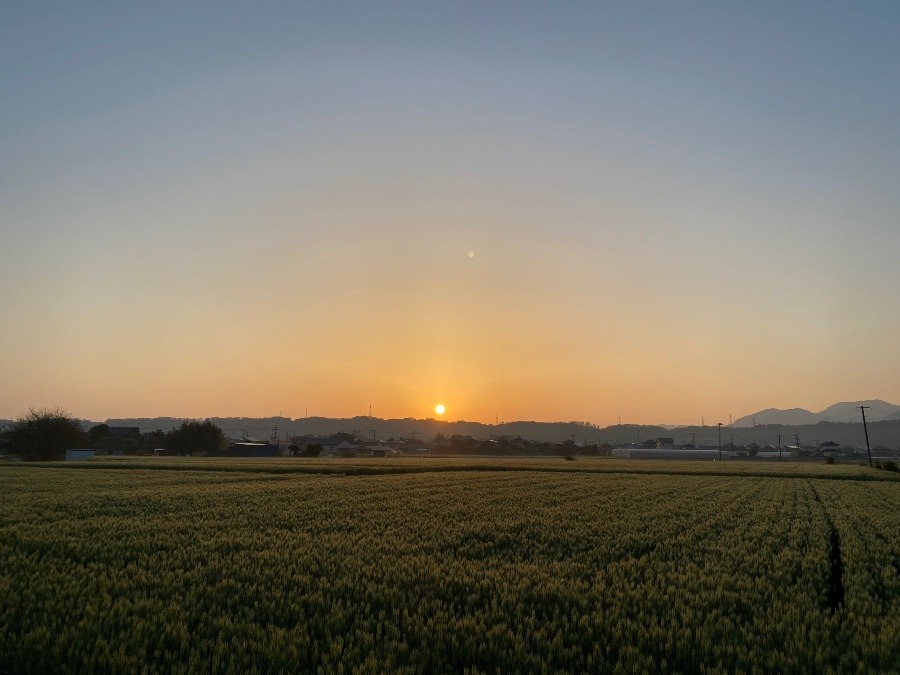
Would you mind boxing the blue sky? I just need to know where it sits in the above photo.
[2,2,899,423]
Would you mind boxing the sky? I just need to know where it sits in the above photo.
[2,1,899,425]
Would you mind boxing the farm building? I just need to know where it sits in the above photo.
[612,448,719,460]
[230,442,279,457]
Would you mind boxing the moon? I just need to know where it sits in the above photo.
[435,404,446,415]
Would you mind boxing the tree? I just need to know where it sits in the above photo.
[88,424,110,444]
[3,408,88,461]
[164,420,227,456]
[143,430,166,452]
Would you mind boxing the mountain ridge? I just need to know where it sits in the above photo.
[732,400,900,427]
[95,413,900,449]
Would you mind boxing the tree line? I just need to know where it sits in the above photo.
[0,408,227,460]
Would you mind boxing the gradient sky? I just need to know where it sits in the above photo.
[2,2,899,425]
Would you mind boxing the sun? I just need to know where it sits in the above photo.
[434,404,446,415]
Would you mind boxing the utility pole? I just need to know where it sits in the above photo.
[717,422,723,461]
[778,434,782,461]
[860,405,873,468]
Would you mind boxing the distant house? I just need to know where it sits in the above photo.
[656,438,675,449]
[819,441,842,457]
[65,449,95,461]
[354,445,394,458]
[296,436,349,456]
[334,440,359,456]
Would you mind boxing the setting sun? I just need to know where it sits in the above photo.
[434,404,446,415]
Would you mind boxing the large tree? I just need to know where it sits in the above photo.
[88,423,110,444]
[3,408,88,461]
[164,420,227,456]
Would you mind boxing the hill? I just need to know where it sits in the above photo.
[733,400,900,427]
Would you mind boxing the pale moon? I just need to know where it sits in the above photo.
[435,404,446,415]
[467,251,475,258]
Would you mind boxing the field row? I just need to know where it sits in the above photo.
[1,465,898,672]
[17,454,900,481]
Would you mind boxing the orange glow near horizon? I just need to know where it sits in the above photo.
[2,5,899,425]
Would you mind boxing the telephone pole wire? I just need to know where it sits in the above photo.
[859,406,873,468]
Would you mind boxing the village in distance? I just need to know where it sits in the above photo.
[3,400,900,466]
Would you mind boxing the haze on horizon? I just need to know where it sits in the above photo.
[2,2,899,426]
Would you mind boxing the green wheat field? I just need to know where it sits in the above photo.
[1,458,898,673]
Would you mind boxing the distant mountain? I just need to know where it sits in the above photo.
[733,400,900,427]
[732,408,820,427]
[70,413,900,448]
[817,400,900,423]
[105,416,667,446]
